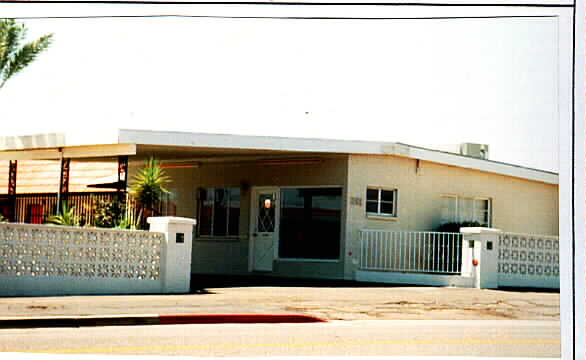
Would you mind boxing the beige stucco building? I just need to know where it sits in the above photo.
[0,130,558,281]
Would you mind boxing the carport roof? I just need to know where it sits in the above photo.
[0,129,558,185]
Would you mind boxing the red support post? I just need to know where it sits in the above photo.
[118,156,128,204]
[7,160,17,221]
[56,158,70,214]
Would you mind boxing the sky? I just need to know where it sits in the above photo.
[0,6,560,172]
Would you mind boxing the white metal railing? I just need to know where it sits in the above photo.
[359,230,463,274]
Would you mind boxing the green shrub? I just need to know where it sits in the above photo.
[92,198,125,228]
[436,221,482,233]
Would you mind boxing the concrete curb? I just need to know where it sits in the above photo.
[0,313,327,329]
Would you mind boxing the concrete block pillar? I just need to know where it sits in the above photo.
[148,216,196,293]
[460,227,501,289]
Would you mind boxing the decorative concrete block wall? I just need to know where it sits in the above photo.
[0,217,195,296]
[461,228,560,289]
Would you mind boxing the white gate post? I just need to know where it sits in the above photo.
[148,216,196,293]
[460,227,501,289]
[459,237,475,278]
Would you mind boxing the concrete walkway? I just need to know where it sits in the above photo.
[0,276,559,322]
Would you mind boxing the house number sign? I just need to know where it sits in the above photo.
[350,197,362,206]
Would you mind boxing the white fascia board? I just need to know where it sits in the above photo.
[61,129,121,147]
[117,129,385,155]
[0,133,66,151]
[383,143,558,185]
[121,129,557,184]
[0,129,120,151]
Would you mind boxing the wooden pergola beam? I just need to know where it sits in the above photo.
[0,144,137,161]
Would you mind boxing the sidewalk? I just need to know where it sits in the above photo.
[0,276,560,323]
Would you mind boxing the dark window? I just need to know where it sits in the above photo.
[279,187,342,260]
[212,188,228,236]
[228,189,241,235]
[366,188,397,216]
[198,188,240,237]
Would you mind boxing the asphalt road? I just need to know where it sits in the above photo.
[0,320,560,357]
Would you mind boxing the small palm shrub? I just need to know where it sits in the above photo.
[129,157,170,226]
[46,201,80,226]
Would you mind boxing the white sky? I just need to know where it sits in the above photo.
[0,7,560,172]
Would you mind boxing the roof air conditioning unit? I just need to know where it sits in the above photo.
[459,143,489,160]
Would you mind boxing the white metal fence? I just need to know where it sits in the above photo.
[359,230,464,274]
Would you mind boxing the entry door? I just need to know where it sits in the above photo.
[251,188,279,272]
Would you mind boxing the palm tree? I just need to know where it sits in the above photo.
[129,157,171,222]
[0,19,53,90]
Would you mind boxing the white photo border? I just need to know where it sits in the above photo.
[0,1,581,359]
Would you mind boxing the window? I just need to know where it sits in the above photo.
[366,188,397,217]
[279,187,342,260]
[158,190,177,217]
[441,196,491,227]
[198,187,240,237]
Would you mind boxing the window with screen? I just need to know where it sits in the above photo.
[441,196,491,227]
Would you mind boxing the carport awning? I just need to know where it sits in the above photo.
[0,129,559,184]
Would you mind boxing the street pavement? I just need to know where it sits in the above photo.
[0,320,560,357]
[0,277,561,358]
[0,277,560,321]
